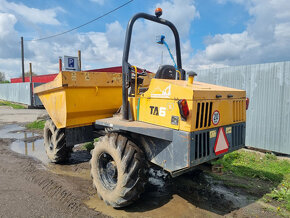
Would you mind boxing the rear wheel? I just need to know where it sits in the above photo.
[43,119,71,163]
[90,133,147,208]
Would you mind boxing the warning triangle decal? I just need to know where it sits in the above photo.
[214,127,229,155]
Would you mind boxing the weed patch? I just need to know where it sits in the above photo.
[26,120,45,129]
[83,138,99,151]
[265,176,290,212]
[212,150,290,212]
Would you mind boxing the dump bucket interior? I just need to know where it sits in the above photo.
[35,71,153,129]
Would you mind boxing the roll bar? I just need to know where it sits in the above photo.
[122,12,184,120]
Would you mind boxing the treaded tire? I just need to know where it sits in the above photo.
[43,119,71,163]
[90,133,147,208]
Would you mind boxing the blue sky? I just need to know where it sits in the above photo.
[17,0,250,50]
[1,0,290,78]
[193,0,249,49]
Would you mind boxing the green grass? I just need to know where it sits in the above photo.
[212,150,290,212]
[26,120,46,129]
[266,177,290,212]
[212,151,290,183]
[0,100,26,109]
[263,205,289,218]
[83,138,99,151]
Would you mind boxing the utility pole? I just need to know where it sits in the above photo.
[21,37,25,82]
[78,50,81,71]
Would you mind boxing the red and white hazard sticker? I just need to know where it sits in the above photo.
[214,127,229,155]
[212,110,220,125]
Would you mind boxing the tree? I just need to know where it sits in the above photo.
[0,72,5,82]
[18,72,38,78]
[24,72,37,77]
[0,72,9,83]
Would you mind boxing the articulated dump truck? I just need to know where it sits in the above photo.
[35,8,249,208]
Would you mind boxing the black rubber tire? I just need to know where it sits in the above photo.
[43,119,71,163]
[90,133,147,208]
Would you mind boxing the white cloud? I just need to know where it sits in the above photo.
[90,0,104,5]
[0,13,19,59]
[105,21,125,48]
[127,0,199,71]
[1,0,290,79]
[0,58,21,78]
[155,0,200,38]
[0,12,17,38]
[204,32,259,61]
[0,0,63,25]
[191,0,290,69]
[23,0,199,78]
[275,22,290,40]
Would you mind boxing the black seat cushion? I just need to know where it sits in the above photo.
[155,65,176,80]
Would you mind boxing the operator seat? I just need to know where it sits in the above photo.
[155,65,176,80]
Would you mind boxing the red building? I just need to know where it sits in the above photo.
[11,66,151,84]
[11,73,58,83]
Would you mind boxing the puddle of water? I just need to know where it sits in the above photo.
[206,175,253,209]
[48,163,91,180]
[0,124,25,139]
[0,124,38,139]
[10,139,49,164]
[0,124,46,163]
[174,172,256,215]
[84,193,206,218]
[85,168,257,217]
[85,169,209,217]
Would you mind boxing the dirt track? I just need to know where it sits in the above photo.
[0,107,104,217]
[0,106,280,217]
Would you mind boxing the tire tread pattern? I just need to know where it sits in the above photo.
[90,133,147,208]
[44,119,71,163]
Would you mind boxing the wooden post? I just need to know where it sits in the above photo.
[78,50,81,71]
[59,57,62,72]
[29,63,33,107]
[21,37,25,82]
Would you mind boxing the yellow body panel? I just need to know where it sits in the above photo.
[142,79,245,100]
[138,98,192,130]
[35,71,154,129]
[137,78,246,132]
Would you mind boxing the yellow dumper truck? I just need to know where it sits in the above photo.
[36,8,248,208]
[35,70,153,162]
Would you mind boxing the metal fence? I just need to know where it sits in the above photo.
[33,83,44,106]
[196,61,290,154]
[0,82,43,106]
[1,62,289,154]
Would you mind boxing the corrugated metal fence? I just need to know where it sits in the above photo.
[0,82,43,106]
[196,61,290,154]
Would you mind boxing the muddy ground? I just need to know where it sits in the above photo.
[0,106,281,217]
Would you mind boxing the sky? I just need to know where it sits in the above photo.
[1,0,290,79]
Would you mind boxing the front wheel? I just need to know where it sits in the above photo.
[43,119,71,163]
[90,133,147,208]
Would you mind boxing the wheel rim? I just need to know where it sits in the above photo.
[98,152,118,190]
